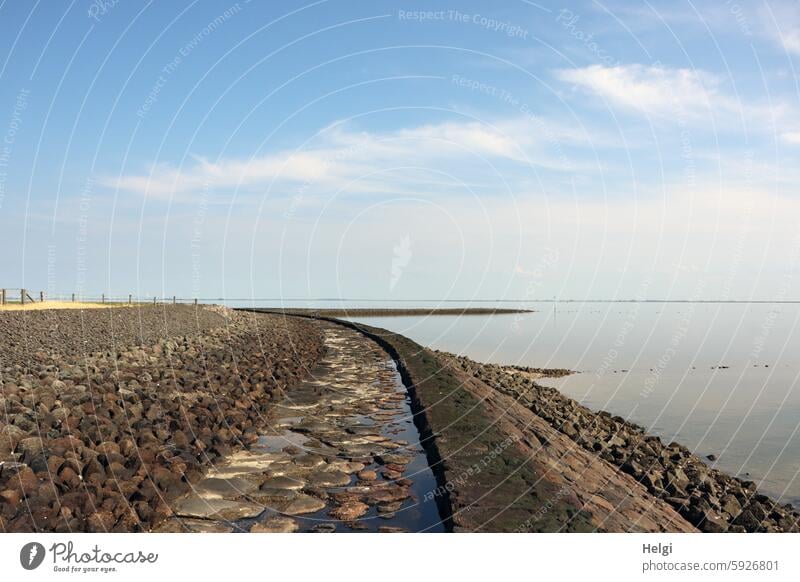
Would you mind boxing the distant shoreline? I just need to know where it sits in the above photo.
[251,307,533,317]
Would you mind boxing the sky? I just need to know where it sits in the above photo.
[1,0,800,301]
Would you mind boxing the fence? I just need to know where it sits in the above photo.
[0,288,200,306]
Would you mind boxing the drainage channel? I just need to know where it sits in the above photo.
[160,322,446,533]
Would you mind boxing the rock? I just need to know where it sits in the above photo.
[16,437,45,462]
[251,516,300,533]
[311,522,336,533]
[260,476,305,491]
[306,470,351,488]
[382,469,402,481]
[174,495,264,521]
[697,510,729,533]
[377,501,403,513]
[733,509,765,531]
[706,454,717,461]
[621,460,643,478]
[87,511,116,532]
[377,454,412,466]
[0,489,22,506]
[283,494,326,515]
[367,486,410,504]
[195,477,258,498]
[721,494,742,517]
[357,470,378,481]
[329,501,369,520]
[378,526,408,533]
[325,461,364,474]
[155,518,234,533]
[292,454,325,469]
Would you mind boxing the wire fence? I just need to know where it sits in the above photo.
[0,288,202,306]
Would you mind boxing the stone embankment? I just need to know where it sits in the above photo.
[441,353,800,533]
[0,306,323,532]
[336,320,696,532]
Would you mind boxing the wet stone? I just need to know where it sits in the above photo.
[378,454,413,466]
[195,477,259,498]
[292,454,325,469]
[347,426,380,436]
[155,518,235,533]
[260,476,305,491]
[325,461,365,474]
[307,470,351,488]
[357,470,378,482]
[283,494,326,515]
[379,526,408,533]
[175,496,264,521]
[377,501,403,513]
[329,501,369,521]
[251,516,300,533]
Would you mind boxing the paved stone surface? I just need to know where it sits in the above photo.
[166,323,445,533]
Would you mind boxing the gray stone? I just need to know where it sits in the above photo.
[307,470,351,487]
[283,494,326,515]
[174,495,264,521]
[195,477,258,498]
[260,475,305,491]
[250,516,300,533]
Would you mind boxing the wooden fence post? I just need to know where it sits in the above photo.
[194,298,198,306]
[1,289,5,305]
[71,293,75,302]
[153,296,156,305]
[173,295,176,304]
[128,294,132,305]
[40,291,44,302]
[101,293,105,304]
[21,289,26,305]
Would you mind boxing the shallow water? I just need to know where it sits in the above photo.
[322,301,800,507]
[246,325,445,533]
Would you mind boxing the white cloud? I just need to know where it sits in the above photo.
[555,64,726,119]
[102,118,594,199]
[758,0,800,54]
[781,131,800,145]
[779,28,800,53]
[555,63,800,140]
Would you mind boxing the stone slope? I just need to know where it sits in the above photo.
[0,307,323,532]
[442,352,800,533]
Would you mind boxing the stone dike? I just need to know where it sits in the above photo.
[325,318,696,532]
[5,305,782,533]
[441,353,800,533]
[0,306,323,532]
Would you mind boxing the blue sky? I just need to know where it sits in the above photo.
[1,0,799,301]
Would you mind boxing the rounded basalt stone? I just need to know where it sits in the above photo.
[250,516,300,533]
[306,470,351,488]
[357,470,377,482]
[377,501,403,514]
[292,454,325,469]
[260,476,305,491]
[329,501,369,521]
[196,477,258,498]
[283,494,326,516]
[377,454,412,466]
[381,470,402,482]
